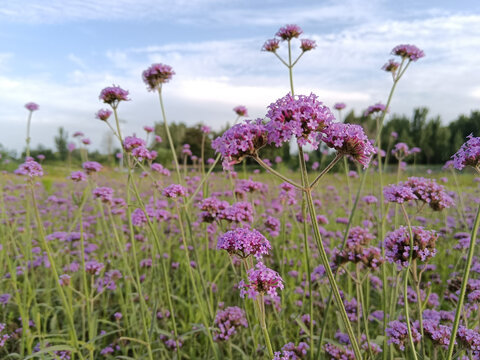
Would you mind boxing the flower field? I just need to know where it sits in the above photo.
[2,24,480,360]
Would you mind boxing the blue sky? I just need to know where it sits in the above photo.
[1,0,479,153]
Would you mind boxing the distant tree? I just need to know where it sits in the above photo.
[54,127,69,161]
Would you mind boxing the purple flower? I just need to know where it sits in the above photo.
[82,161,102,174]
[25,102,39,111]
[452,134,480,170]
[99,85,130,107]
[391,142,410,159]
[217,227,271,259]
[274,342,309,359]
[59,274,71,286]
[392,44,425,61]
[386,320,421,351]
[262,38,280,52]
[323,123,376,167]
[276,24,303,40]
[423,319,452,349]
[162,184,187,198]
[142,63,175,91]
[383,184,418,203]
[265,93,334,149]
[95,109,112,121]
[384,226,438,268]
[144,125,154,133]
[457,326,480,354]
[333,103,346,111]
[300,39,316,52]
[15,158,43,178]
[323,343,354,359]
[69,171,87,182]
[403,177,454,211]
[213,306,248,341]
[382,59,400,73]
[198,197,229,222]
[92,187,114,203]
[233,105,248,117]
[212,119,267,169]
[364,103,386,117]
[223,201,254,223]
[238,262,284,299]
[85,260,105,275]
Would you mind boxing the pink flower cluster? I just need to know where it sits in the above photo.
[15,158,43,178]
[391,44,425,61]
[238,262,284,299]
[82,161,103,174]
[142,63,175,91]
[95,109,112,121]
[233,105,248,117]
[25,102,39,111]
[262,24,315,53]
[99,85,130,107]
[213,306,248,342]
[217,227,271,259]
[452,134,480,170]
[162,184,187,198]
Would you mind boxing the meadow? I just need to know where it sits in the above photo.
[2,24,480,360]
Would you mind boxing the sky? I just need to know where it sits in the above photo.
[1,0,479,154]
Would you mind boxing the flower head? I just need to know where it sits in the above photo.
[392,44,425,61]
[276,24,303,40]
[233,105,248,117]
[386,320,421,351]
[382,59,400,73]
[95,109,112,121]
[265,93,334,149]
[384,226,438,268]
[300,39,316,52]
[217,227,271,259]
[142,63,175,91]
[93,187,114,203]
[452,134,480,170]
[383,184,418,204]
[364,103,386,117]
[162,184,187,198]
[212,119,267,169]
[238,262,284,299]
[213,306,248,341]
[69,171,87,182]
[99,85,130,107]
[323,123,376,167]
[143,125,154,133]
[262,39,280,52]
[334,103,346,111]
[15,158,43,178]
[82,161,102,174]
[25,102,39,111]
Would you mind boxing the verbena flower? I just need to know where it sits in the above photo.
[217,227,271,259]
[383,184,418,203]
[423,319,452,349]
[382,59,400,73]
[457,326,480,355]
[364,103,386,117]
[386,320,421,351]
[452,134,480,170]
[391,44,425,61]
[25,102,39,111]
[82,161,102,174]
[403,177,454,211]
[213,306,248,341]
[265,93,334,149]
[233,105,248,117]
[384,226,438,268]
[273,342,309,359]
[15,158,43,178]
[391,142,410,159]
[162,184,187,198]
[322,123,376,167]
[323,343,354,360]
[238,262,284,299]
[69,171,87,182]
[334,103,346,111]
[276,24,303,40]
[92,187,114,204]
[95,109,112,121]
[142,63,175,91]
[212,119,267,169]
[99,85,130,107]
[300,39,316,52]
[262,39,280,52]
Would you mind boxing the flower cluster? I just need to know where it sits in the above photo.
[422,319,452,349]
[95,109,112,121]
[457,326,480,355]
[233,105,248,117]
[162,184,187,199]
[323,343,355,360]
[142,63,175,91]
[238,262,284,299]
[99,85,130,107]
[322,123,376,167]
[15,158,44,178]
[93,187,114,204]
[265,93,334,149]
[383,184,418,203]
[452,134,480,170]
[82,161,103,174]
[364,103,386,117]
[333,103,346,111]
[386,320,422,351]
[212,119,267,169]
[217,227,271,259]
[213,306,248,341]
[384,226,438,268]
[391,44,425,61]
[69,171,87,182]
[403,177,454,211]
[276,24,303,40]
[25,102,39,111]
[382,59,400,73]
[273,342,309,359]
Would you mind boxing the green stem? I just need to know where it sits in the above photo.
[26,111,33,158]
[446,199,480,359]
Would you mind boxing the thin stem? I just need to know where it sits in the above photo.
[253,155,303,190]
[310,154,343,189]
[26,111,33,158]
[157,86,182,183]
[288,40,294,95]
[446,200,480,359]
